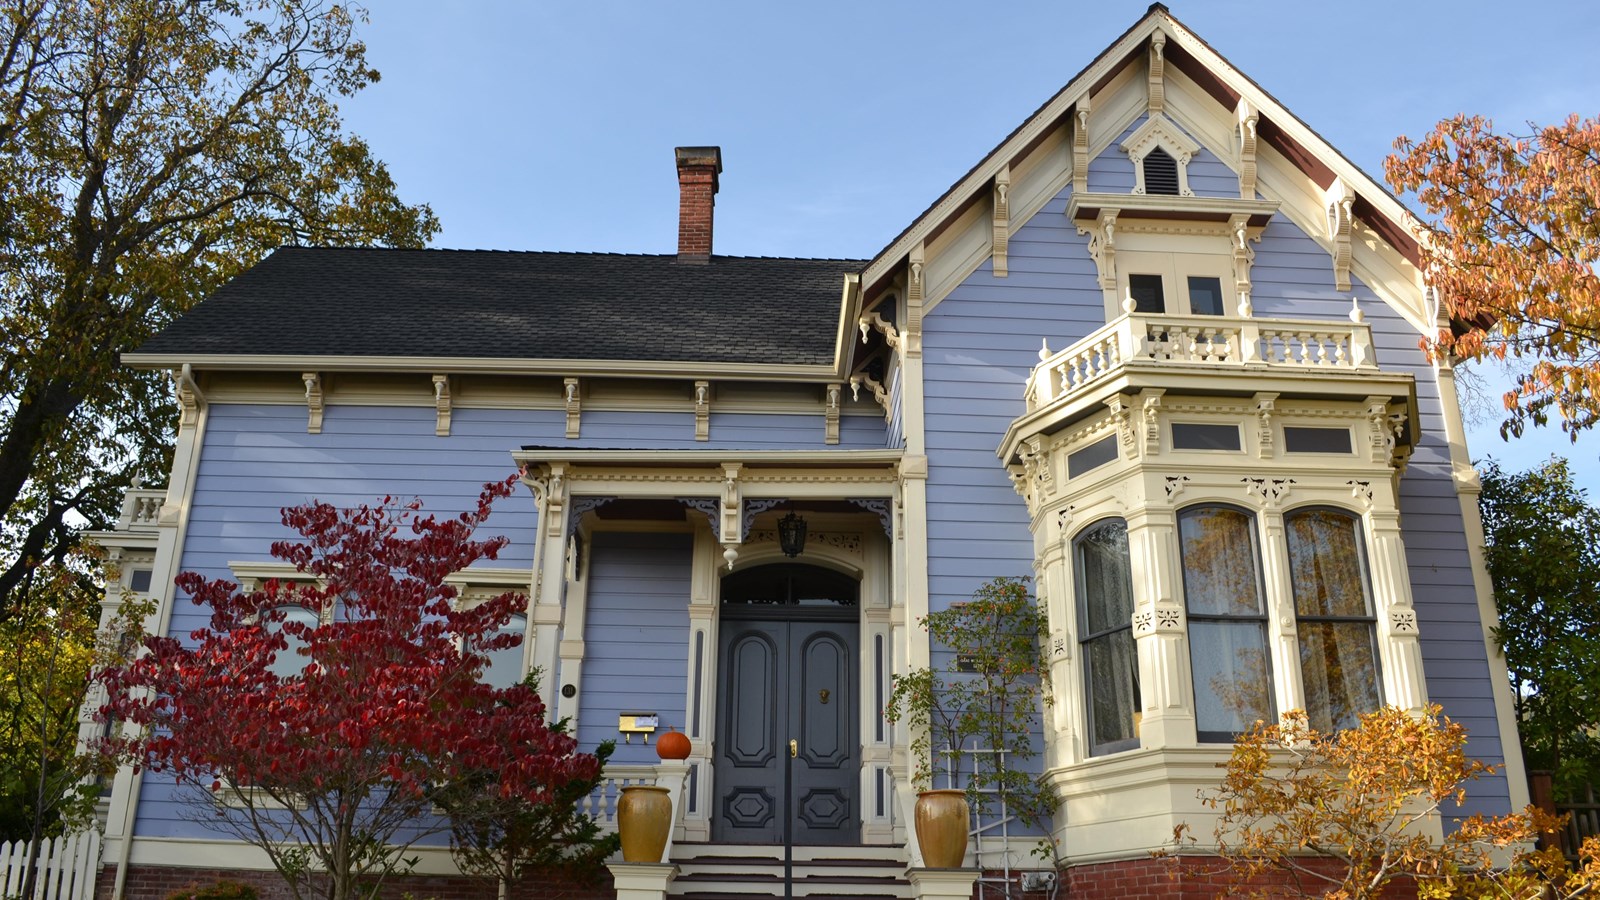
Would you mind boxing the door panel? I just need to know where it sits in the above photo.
[714,617,858,844]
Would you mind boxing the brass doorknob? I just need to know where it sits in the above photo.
[789,739,798,758]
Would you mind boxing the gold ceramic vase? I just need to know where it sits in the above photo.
[617,785,673,863]
[914,789,970,868]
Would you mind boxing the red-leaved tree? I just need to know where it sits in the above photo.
[96,476,605,900]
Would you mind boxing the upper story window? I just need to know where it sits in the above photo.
[1285,508,1381,731]
[1075,519,1139,757]
[1179,505,1275,742]
[1119,250,1235,319]
[267,604,321,679]
[481,614,528,690]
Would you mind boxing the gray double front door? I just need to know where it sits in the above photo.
[713,612,859,844]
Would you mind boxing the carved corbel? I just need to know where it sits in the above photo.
[824,383,842,445]
[904,244,924,358]
[1077,208,1120,309]
[1254,392,1277,459]
[563,377,581,439]
[1243,477,1295,507]
[1325,178,1356,291]
[1365,397,1396,466]
[1140,388,1165,456]
[302,372,323,434]
[1072,96,1092,194]
[1230,213,1261,317]
[1023,434,1052,498]
[542,464,569,538]
[719,464,741,569]
[850,374,892,420]
[1105,394,1136,452]
[1147,32,1166,115]
[432,374,452,436]
[1236,99,1259,199]
[172,364,205,430]
[992,165,1011,277]
[857,310,900,349]
[694,380,711,441]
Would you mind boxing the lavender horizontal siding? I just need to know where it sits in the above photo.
[133,400,876,839]
[577,532,692,764]
[926,174,1510,820]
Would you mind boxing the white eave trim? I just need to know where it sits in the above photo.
[121,353,845,383]
[512,448,905,467]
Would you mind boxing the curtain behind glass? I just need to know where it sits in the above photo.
[1180,507,1274,738]
[1077,520,1139,754]
[482,614,529,689]
[1286,510,1380,731]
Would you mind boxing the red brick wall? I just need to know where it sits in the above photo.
[1060,856,1418,900]
[96,865,614,900]
[676,165,716,258]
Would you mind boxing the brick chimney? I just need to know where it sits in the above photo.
[675,146,721,263]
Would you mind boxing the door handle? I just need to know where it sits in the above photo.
[789,739,798,758]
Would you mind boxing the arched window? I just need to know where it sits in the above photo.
[1285,508,1381,731]
[481,614,528,690]
[1179,505,1274,741]
[1075,519,1139,756]
[720,563,858,607]
[267,605,320,679]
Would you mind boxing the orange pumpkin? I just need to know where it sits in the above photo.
[655,727,691,760]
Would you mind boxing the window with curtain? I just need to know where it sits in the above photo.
[481,613,528,689]
[1285,508,1381,731]
[1076,518,1140,756]
[1179,505,1275,741]
[267,605,321,679]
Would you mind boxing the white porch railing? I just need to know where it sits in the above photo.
[1025,311,1377,411]
[584,762,690,858]
[0,832,101,900]
[117,489,165,531]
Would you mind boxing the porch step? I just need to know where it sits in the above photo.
[666,842,911,899]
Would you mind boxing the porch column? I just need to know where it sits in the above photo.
[526,463,570,708]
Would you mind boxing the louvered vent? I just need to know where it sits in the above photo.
[1142,147,1180,195]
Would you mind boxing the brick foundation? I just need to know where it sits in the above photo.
[1060,856,1418,900]
[96,865,614,900]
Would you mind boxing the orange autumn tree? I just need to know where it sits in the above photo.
[1385,114,1600,437]
[1172,705,1600,900]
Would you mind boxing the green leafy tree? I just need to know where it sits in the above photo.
[884,576,1055,830]
[1479,457,1600,792]
[0,0,438,627]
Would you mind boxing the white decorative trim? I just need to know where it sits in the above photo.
[850,374,892,420]
[1254,393,1276,459]
[1236,98,1259,199]
[302,372,323,433]
[1147,32,1166,115]
[432,374,451,436]
[1073,95,1092,194]
[1121,114,1201,197]
[824,383,842,445]
[172,365,205,430]
[858,310,900,349]
[992,165,1011,277]
[564,377,581,438]
[694,380,710,442]
[1242,476,1295,506]
[1324,177,1356,291]
[1389,609,1418,635]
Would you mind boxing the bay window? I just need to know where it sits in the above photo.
[1179,505,1275,741]
[1285,508,1381,732]
[1075,519,1139,756]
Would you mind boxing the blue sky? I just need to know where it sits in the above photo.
[337,0,1600,491]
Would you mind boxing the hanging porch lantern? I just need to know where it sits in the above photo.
[777,510,808,558]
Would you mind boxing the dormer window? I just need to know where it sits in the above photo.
[1121,114,1201,198]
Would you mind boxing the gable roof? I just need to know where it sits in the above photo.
[861,3,1422,300]
[127,247,864,374]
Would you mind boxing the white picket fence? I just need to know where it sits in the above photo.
[0,831,101,900]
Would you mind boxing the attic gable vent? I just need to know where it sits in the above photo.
[1143,147,1180,196]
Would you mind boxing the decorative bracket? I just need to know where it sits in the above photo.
[1230,213,1263,317]
[904,244,925,358]
[1140,388,1165,456]
[1324,177,1356,291]
[694,380,711,442]
[432,374,452,436]
[1254,392,1277,459]
[1133,605,1183,637]
[719,464,742,569]
[1236,99,1259,199]
[1147,32,1166,115]
[541,463,569,537]
[1072,95,1092,194]
[173,364,205,430]
[858,310,900,349]
[1078,208,1120,308]
[849,375,892,420]
[302,372,323,434]
[824,383,842,445]
[564,377,581,439]
[1105,394,1137,452]
[992,165,1011,277]
[1243,477,1295,507]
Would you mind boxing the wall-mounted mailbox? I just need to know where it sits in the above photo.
[618,713,659,743]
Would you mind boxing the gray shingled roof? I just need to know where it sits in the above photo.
[135,247,864,366]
